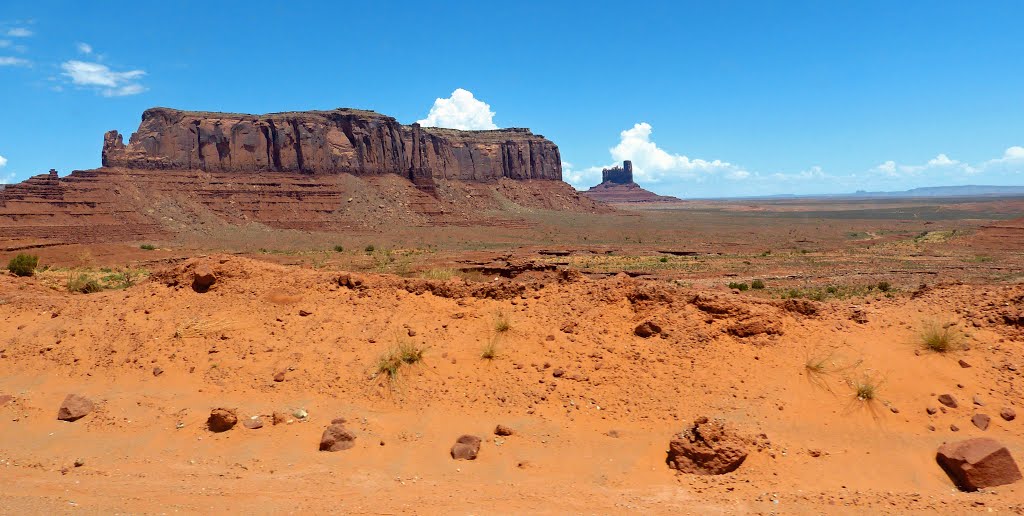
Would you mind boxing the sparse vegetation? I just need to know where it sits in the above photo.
[7,254,39,277]
[852,376,881,401]
[364,245,376,253]
[333,245,344,252]
[140,244,156,251]
[66,273,102,294]
[876,281,891,292]
[659,256,669,263]
[375,339,427,380]
[751,279,766,290]
[481,336,499,360]
[921,322,960,353]
[493,311,512,333]
[419,268,457,281]
[727,281,749,291]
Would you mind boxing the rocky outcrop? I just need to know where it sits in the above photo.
[937,438,1022,491]
[581,161,681,203]
[102,107,562,186]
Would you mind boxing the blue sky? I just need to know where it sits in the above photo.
[1,1,1022,197]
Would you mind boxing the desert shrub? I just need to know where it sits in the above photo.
[364,245,375,253]
[876,281,891,292]
[825,285,838,294]
[854,377,879,401]
[333,245,344,252]
[727,282,749,291]
[659,257,669,263]
[140,244,156,251]
[420,268,456,281]
[66,274,102,294]
[481,337,499,360]
[494,311,512,333]
[921,323,960,353]
[751,279,766,290]
[7,254,39,277]
[375,340,426,380]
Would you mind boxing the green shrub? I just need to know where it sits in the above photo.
[333,245,344,252]
[67,274,103,294]
[7,254,39,277]
[877,281,891,292]
[364,245,375,253]
[659,257,669,263]
[140,244,156,251]
[728,282,749,291]
[751,279,766,290]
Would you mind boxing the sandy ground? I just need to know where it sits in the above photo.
[2,252,1024,514]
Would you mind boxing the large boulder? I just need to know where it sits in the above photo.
[207,408,237,432]
[666,416,748,475]
[451,435,482,460]
[192,265,216,292]
[937,438,1022,491]
[319,423,356,451]
[57,394,95,422]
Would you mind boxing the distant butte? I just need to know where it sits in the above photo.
[580,161,681,203]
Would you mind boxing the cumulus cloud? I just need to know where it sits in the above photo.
[0,56,29,66]
[6,27,32,37]
[870,147,1024,179]
[417,88,498,130]
[76,42,92,54]
[0,154,7,168]
[608,123,749,183]
[60,60,146,97]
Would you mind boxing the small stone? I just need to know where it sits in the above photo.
[1000,408,1016,421]
[273,371,286,382]
[973,414,992,431]
[974,396,985,406]
[243,417,264,430]
[407,328,417,337]
[890,406,900,414]
[958,359,972,368]
[152,367,164,377]
[74,458,85,467]
[928,425,936,431]
[552,369,565,378]
[451,434,482,460]
[634,321,662,338]
[951,424,960,432]
[298,310,312,317]
[927,407,938,415]
[938,394,958,408]
[57,394,95,422]
[494,424,514,436]
[207,408,237,432]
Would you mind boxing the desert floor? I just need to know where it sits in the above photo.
[2,196,1023,514]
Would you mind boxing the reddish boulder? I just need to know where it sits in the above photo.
[781,299,818,316]
[972,414,992,431]
[192,265,216,292]
[726,319,782,338]
[1001,407,1017,421]
[937,438,1022,491]
[666,416,748,475]
[451,435,482,460]
[57,394,95,422]
[938,394,958,408]
[207,408,237,432]
[634,321,662,338]
[494,424,514,436]
[319,423,356,451]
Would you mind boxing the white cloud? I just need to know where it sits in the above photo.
[60,60,146,97]
[76,42,92,54]
[609,123,749,183]
[0,56,29,66]
[417,88,498,130]
[0,155,7,168]
[6,28,32,37]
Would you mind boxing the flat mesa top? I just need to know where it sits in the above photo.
[141,107,538,138]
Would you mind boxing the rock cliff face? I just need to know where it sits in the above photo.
[102,108,562,186]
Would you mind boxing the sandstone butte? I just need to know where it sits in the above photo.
[101,107,562,185]
[0,107,603,247]
[580,160,681,203]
